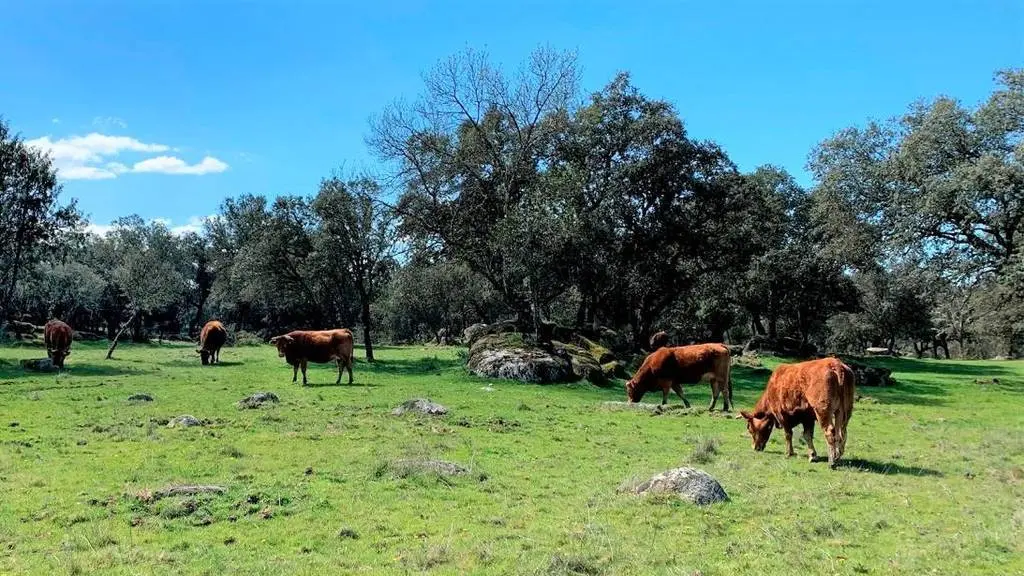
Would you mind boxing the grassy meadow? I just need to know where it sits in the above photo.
[0,341,1022,575]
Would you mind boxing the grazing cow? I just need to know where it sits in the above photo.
[626,343,733,411]
[43,319,73,369]
[269,329,355,386]
[196,320,228,365]
[649,331,670,351]
[741,357,855,468]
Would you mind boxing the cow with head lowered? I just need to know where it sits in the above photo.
[196,320,228,365]
[741,357,855,468]
[269,329,355,386]
[44,319,73,369]
[626,343,733,411]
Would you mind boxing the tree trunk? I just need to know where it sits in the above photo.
[131,312,145,343]
[106,310,139,360]
[750,313,767,336]
[360,296,374,362]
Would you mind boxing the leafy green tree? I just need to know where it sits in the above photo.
[312,177,398,361]
[811,69,1023,273]
[0,118,80,330]
[368,46,580,334]
[547,72,744,347]
[95,216,189,358]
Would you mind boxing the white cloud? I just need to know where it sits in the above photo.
[62,165,118,180]
[93,116,127,130]
[86,216,213,238]
[27,132,169,166]
[105,162,129,175]
[51,117,60,124]
[132,155,228,175]
[26,132,228,180]
[85,223,114,236]
[170,216,211,236]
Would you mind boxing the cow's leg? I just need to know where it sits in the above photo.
[300,361,309,386]
[815,409,838,467]
[707,377,720,412]
[670,382,689,408]
[291,363,298,383]
[783,425,795,457]
[347,358,355,386]
[335,358,343,385]
[802,420,818,463]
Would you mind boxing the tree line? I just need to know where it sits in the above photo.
[2,48,1021,359]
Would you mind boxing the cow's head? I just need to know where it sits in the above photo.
[47,347,71,368]
[625,378,643,403]
[740,410,774,451]
[269,334,294,357]
[197,348,211,365]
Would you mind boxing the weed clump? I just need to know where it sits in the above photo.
[688,436,720,465]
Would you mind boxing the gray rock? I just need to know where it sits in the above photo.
[152,484,226,500]
[468,346,571,383]
[864,347,895,356]
[392,398,448,416]
[167,415,202,428]
[128,393,154,402]
[463,323,489,346]
[602,401,689,414]
[20,358,56,372]
[845,361,893,387]
[237,392,280,409]
[388,459,469,477]
[622,467,728,505]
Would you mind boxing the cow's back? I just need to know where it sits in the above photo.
[44,320,72,350]
[665,343,729,383]
[761,357,850,415]
[286,329,353,363]
[200,320,227,350]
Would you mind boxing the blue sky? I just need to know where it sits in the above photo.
[2,1,1021,233]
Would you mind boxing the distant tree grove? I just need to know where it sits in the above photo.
[2,49,1021,359]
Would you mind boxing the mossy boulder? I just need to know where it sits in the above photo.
[467,333,571,383]
[464,323,625,386]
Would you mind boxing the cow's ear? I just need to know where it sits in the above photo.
[740,410,753,420]
[269,336,279,344]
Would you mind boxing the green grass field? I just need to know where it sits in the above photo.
[1,342,1021,575]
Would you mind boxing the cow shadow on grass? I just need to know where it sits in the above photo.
[836,458,943,477]
[156,359,246,368]
[0,361,145,380]
[366,357,463,376]
[300,380,377,388]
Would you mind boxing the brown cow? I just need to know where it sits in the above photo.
[269,329,355,386]
[626,343,733,411]
[44,319,73,369]
[649,331,669,351]
[741,357,855,468]
[196,320,228,365]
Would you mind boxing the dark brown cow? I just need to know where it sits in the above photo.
[741,357,855,468]
[626,343,733,411]
[44,319,73,369]
[269,329,355,386]
[649,331,670,351]
[196,320,228,365]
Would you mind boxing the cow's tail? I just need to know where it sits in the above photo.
[724,356,734,410]
[831,363,856,461]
